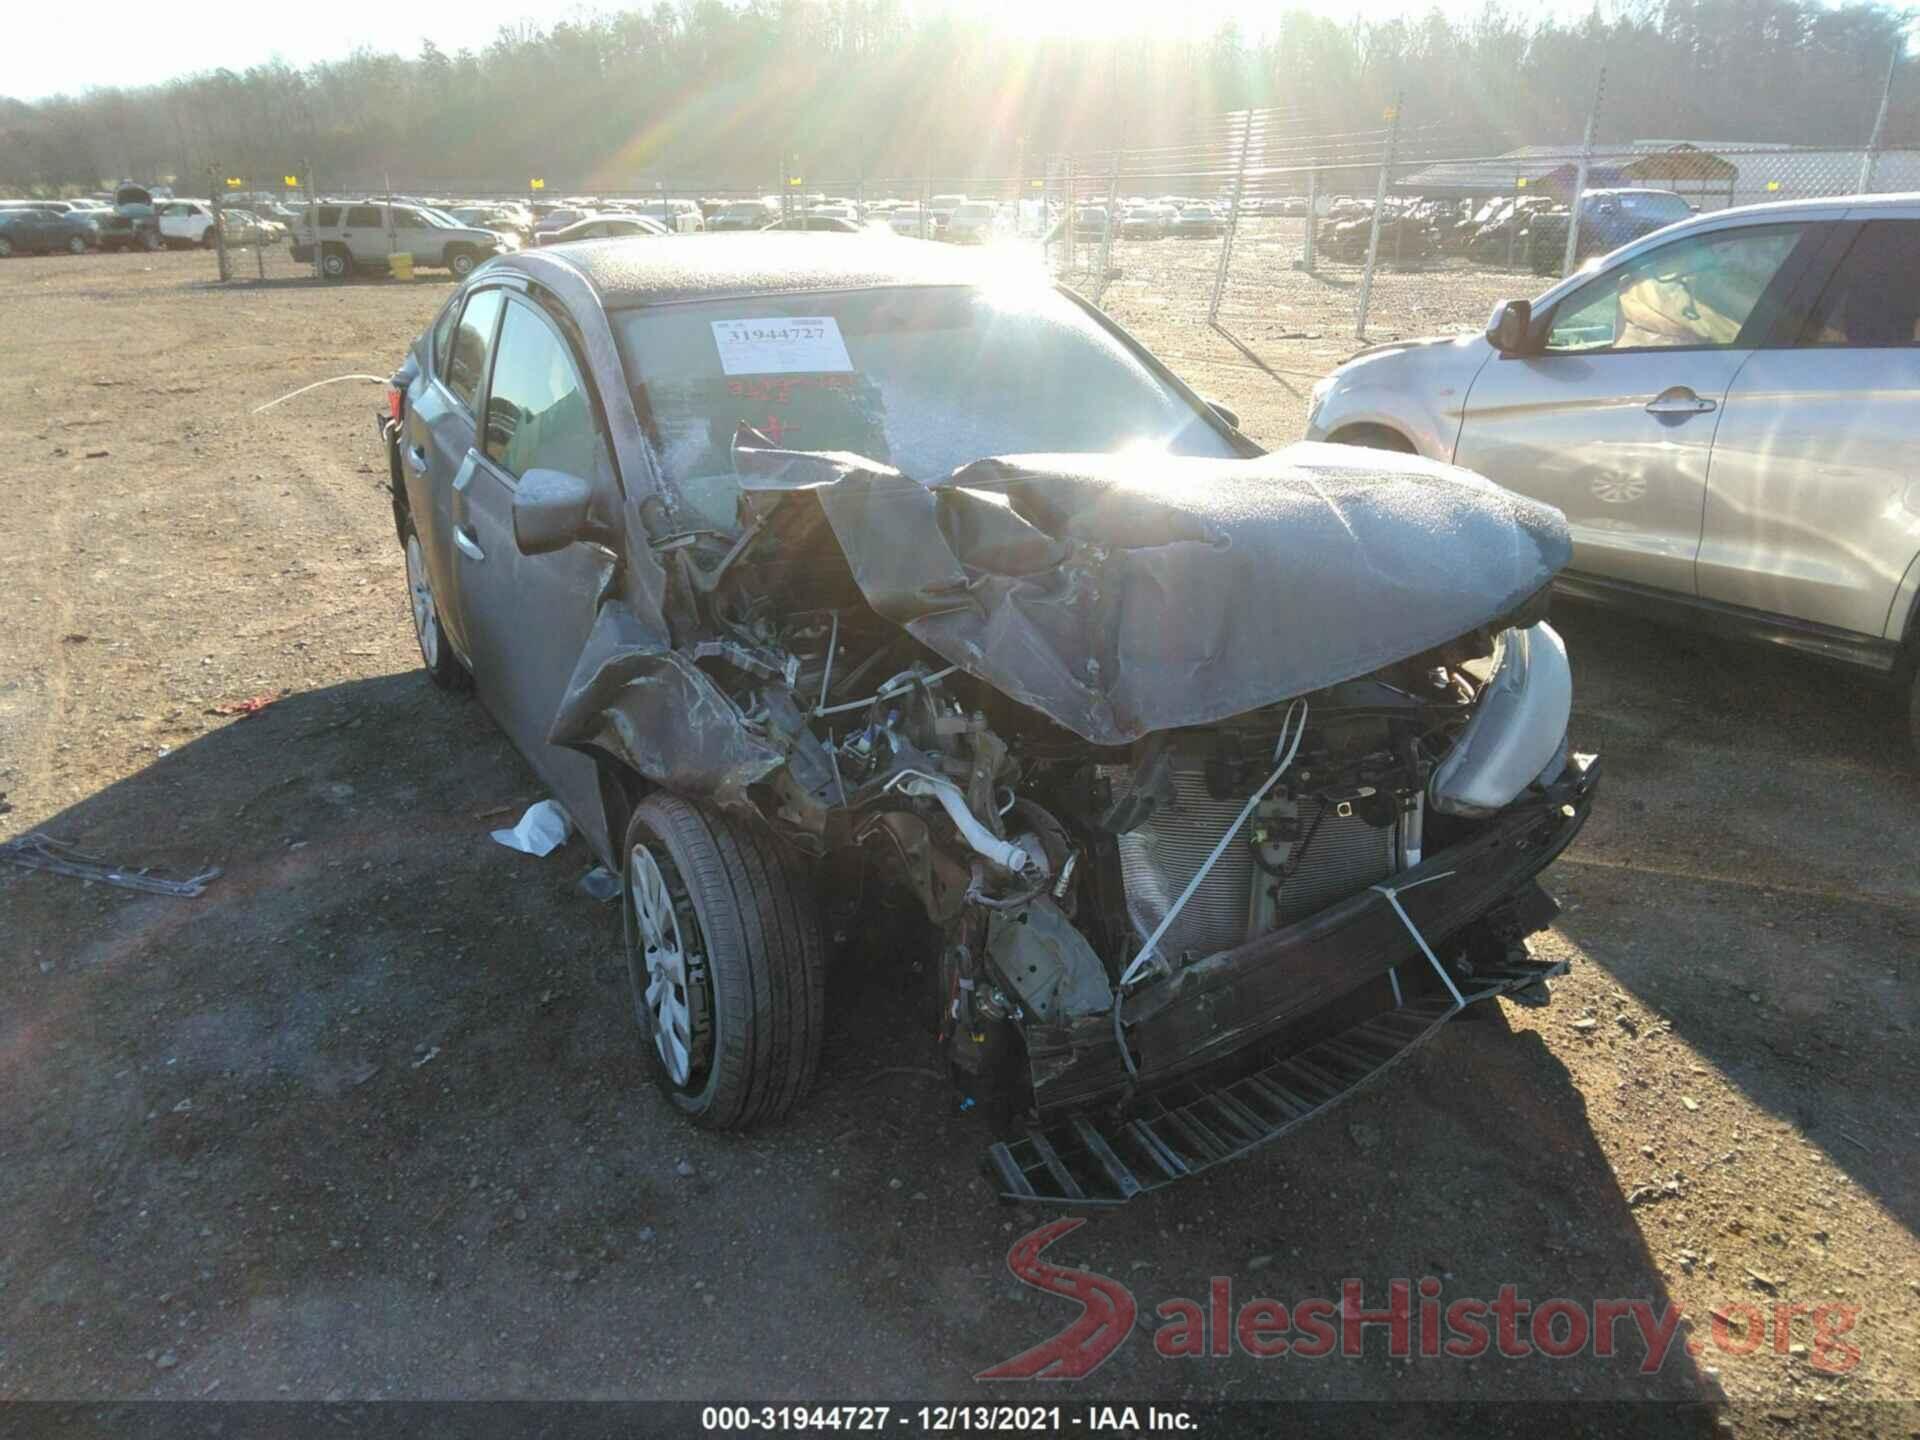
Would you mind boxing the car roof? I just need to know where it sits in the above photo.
[512,232,1016,307]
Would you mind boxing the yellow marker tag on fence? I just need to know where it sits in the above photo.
[1766,180,1781,192]
[530,178,545,191]
[1517,178,1529,188]
[789,177,804,186]
[284,175,298,187]
[1030,179,1043,189]
[225,177,243,189]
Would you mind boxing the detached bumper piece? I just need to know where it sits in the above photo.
[985,948,1568,1205]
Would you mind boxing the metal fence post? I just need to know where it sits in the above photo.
[1096,150,1120,302]
[210,172,230,283]
[1354,98,1401,341]
[1859,45,1898,193]
[1562,69,1605,278]
[1208,110,1253,323]
[1064,155,1075,271]
[1301,169,1317,271]
[307,157,322,280]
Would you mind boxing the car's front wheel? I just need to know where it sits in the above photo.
[0,236,13,259]
[623,795,824,1131]
[446,246,477,277]
[200,228,218,249]
[402,522,469,690]
[66,234,88,255]
[320,245,352,281]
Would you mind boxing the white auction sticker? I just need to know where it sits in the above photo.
[710,317,853,376]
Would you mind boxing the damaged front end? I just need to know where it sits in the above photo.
[563,438,1597,1199]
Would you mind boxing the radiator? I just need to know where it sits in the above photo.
[1109,759,1399,965]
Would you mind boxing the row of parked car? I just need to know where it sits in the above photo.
[0,186,304,258]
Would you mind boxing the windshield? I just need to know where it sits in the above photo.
[614,283,1238,530]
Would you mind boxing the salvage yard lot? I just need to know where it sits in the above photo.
[2,248,1917,1425]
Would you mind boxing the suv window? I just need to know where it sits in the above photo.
[314,206,342,228]
[444,289,504,411]
[1797,220,1920,347]
[1545,224,1804,352]
[483,301,602,481]
[391,207,426,228]
[344,205,382,229]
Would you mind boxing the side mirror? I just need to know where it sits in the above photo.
[1206,399,1241,430]
[1485,298,1533,355]
[512,469,609,555]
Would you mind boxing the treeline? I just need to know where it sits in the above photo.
[1,0,1913,195]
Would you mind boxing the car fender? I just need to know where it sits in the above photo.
[1306,335,1495,461]
[1887,547,1920,649]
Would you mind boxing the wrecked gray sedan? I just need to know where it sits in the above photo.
[380,237,1598,1202]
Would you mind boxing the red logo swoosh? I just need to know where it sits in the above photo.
[976,1217,1136,1380]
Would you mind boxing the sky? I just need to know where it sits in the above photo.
[4,0,1595,102]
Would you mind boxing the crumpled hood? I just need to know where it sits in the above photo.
[736,445,1571,746]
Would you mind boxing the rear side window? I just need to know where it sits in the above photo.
[483,301,603,481]
[431,296,461,376]
[1797,221,1920,347]
[314,206,341,228]
[344,205,382,229]
[444,289,504,411]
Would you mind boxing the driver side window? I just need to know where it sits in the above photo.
[1544,224,1804,353]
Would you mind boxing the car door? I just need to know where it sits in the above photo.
[1698,217,1920,640]
[454,293,616,836]
[1454,220,1817,595]
[404,286,505,666]
[156,202,190,245]
[390,206,444,266]
[340,204,391,266]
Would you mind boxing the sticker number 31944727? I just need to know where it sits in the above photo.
[711,317,854,377]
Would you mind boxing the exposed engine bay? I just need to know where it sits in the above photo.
[548,439,1598,1180]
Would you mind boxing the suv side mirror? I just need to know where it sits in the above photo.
[512,469,614,555]
[1206,399,1241,430]
[1485,298,1533,355]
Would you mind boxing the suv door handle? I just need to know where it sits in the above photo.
[452,527,485,562]
[1645,386,1717,416]
[405,444,429,475]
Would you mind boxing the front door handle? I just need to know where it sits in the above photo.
[452,526,485,562]
[1645,386,1717,416]
[405,444,429,475]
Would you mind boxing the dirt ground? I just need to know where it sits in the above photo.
[2,241,1917,1433]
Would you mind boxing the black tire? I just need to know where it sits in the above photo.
[400,518,469,690]
[200,227,218,249]
[445,246,476,277]
[67,234,89,255]
[0,236,13,259]
[1329,423,1417,455]
[622,794,825,1131]
[320,245,352,281]
[141,229,162,253]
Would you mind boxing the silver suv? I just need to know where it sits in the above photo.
[295,200,506,279]
[1305,193,1920,745]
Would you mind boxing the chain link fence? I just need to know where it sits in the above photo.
[202,42,1912,368]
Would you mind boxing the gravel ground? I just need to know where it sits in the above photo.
[1,245,1917,1433]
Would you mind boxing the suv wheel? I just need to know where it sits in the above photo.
[66,234,89,256]
[402,522,470,690]
[446,246,477,277]
[623,795,825,1130]
[320,245,352,281]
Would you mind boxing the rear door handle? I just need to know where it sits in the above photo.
[405,444,429,475]
[452,527,485,562]
[1645,386,1717,416]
